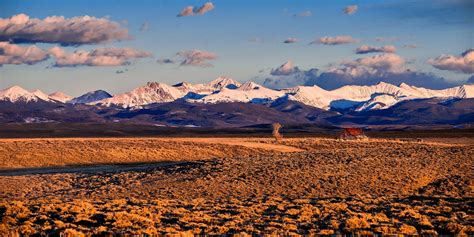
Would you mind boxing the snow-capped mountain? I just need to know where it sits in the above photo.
[174,76,241,94]
[96,76,242,108]
[399,83,474,98]
[69,90,112,104]
[49,92,73,103]
[283,82,403,110]
[194,81,285,104]
[1,81,473,112]
[284,82,474,110]
[355,94,400,111]
[31,89,54,102]
[0,86,48,103]
[96,82,187,108]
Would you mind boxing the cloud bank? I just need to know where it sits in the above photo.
[428,49,474,74]
[355,45,397,54]
[314,36,359,45]
[0,14,129,46]
[177,2,215,17]
[263,56,455,90]
[49,47,152,67]
[0,42,49,65]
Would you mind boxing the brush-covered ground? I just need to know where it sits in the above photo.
[0,137,472,236]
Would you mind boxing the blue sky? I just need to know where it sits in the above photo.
[0,0,473,95]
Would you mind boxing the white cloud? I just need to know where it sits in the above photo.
[0,14,129,45]
[355,45,397,54]
[294,11,312,17]
[270,60,300,75]
[49,47,152,67]
[343,5,358,15]
[314,35,359,45]
[0,41,49,65]
[176,50,217,67]
[283,38,299,44]
[177,2,215,17]
[428,49,474,74]
[336,53,406,76]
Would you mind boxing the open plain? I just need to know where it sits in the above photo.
[0,137,472,236]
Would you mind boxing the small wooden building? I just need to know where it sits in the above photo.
[339,128,367,139]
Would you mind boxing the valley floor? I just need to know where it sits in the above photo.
[0,137,472,236]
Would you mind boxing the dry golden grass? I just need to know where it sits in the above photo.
[0,137,294,169]
[0,137,472,235]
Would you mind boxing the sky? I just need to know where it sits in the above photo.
[0,0,473,96]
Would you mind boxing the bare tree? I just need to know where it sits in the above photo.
[272,123,283,142]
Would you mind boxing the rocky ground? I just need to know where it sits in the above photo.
[0,138,472,236]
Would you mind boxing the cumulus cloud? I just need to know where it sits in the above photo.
[428,49,474,74]
[49,47,152,67]
[343,5,358,15]
[294,11,312,17]
[355,45,397,54]
[313,35,359,45]
[262,55,455,90]
[283,38,299,44]
[177,2,215,17]
[270,60,300,76]
[0,41,49,65]
[339,53,405,75]
[264,61,318,89]
[176,50,217,67]
[0,14,129,46]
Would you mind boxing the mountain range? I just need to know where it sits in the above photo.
[1,76,473,128]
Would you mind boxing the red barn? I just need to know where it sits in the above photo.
[339,128,366,139]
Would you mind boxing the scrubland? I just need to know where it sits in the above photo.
[0,137,472,236]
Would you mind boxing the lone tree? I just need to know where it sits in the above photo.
[272,123,283,142]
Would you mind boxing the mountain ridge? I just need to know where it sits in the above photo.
[1,78,473,113]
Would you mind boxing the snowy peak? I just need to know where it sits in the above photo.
[399,83,474,98]
[31,89,51,101]
[195,81,285,104]
[356,94,400,111]
[271,60,298,75]
[98,77,242,108]
[2,81,473,111]
[96,82,187,108]
[332,82,403,100]
[238,81,264,91]
[206,76,241,90]
[70,90,112,104]
[49,92,73,103]
[0,86,42,102]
